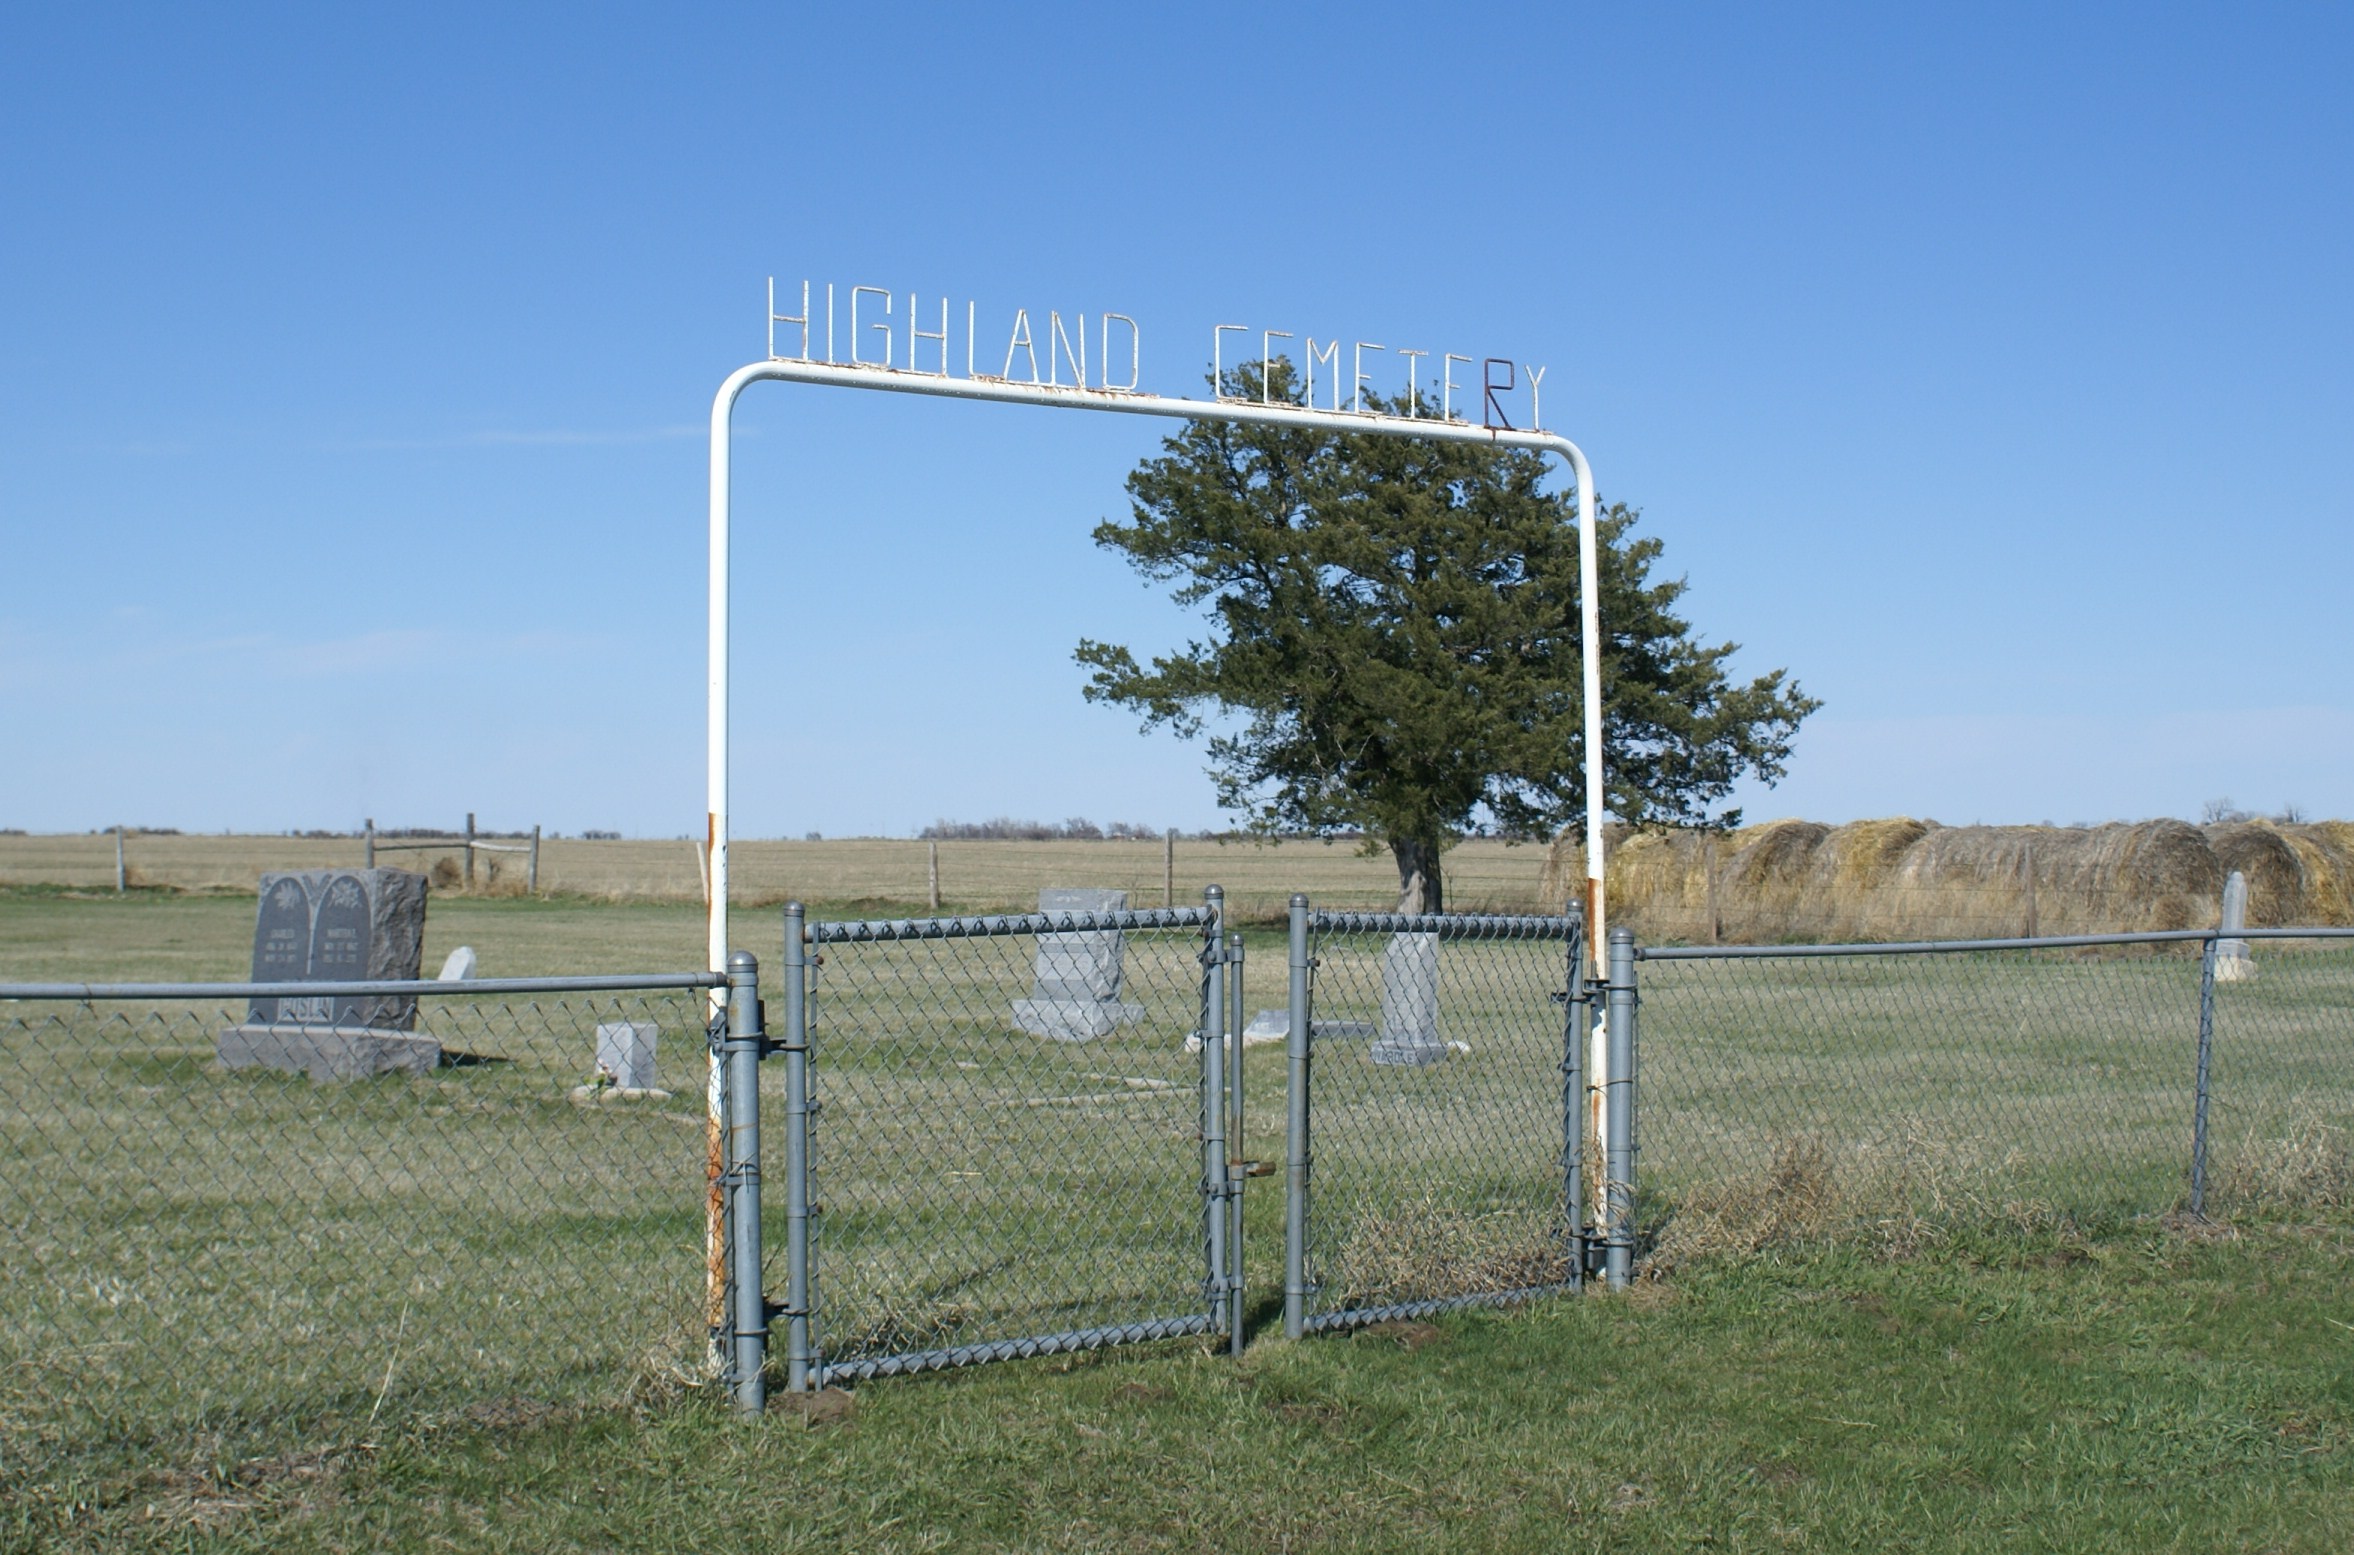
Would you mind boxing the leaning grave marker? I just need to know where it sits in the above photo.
[218,868,434,1080]
[1011,887,1146,1041]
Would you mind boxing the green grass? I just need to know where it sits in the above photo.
[7,889,2354,1550]
[8,1219,2354,1552]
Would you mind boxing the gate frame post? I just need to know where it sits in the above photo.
[1561,905,1588,1286]
[722,950,769,1414]
[1283,895,1313,1339]
[2191,930,2218,1218]
[1226,927,1248,1357]
[779,903,817,1392]
[1199,886,1232,1347]
[1604,928,1639,1289]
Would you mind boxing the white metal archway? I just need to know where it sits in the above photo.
[700,341,1614,1322]
[704,357,1607,968]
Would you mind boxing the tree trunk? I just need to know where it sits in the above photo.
[1391,835,1444,915]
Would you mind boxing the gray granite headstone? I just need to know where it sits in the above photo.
[2216,869,2256,982]
[1370,932,1447,1066]
[595,1021,660,1091]
[221,869,433,1079]
[1013,888,1145,1041]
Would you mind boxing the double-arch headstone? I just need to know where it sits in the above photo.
[219,868,434,1079]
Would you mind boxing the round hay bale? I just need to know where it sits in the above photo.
[2204,822,2309,926]
[2277,823,2354,926]
[1892,820,2220,935]
[1714,821,1829,940]
[1804,818,1933,938]
[1538,822,1635,916]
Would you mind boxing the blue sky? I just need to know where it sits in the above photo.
[3,3,2348,839]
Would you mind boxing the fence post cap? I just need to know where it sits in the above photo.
[727,950,759,975]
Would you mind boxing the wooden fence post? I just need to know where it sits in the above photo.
[928,840,941,911]
[529,825,541,895]
[1705,831,1721,946]
[464,812,477,888]
[2022,837,2039,939]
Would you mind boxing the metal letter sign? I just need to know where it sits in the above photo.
[703,278,1612,1302]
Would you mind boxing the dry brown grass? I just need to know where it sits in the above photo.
[2221,1103,2353,1213]
[1643,1121,2061,1268]
[0,833,1562,920]
[1317,1202,1569,1307]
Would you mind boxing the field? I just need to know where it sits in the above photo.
[5,888,2352,1551]
[0,832,1563,920]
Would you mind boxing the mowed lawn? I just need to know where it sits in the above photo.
[8,1222,2353,1553]
[4,888,2352,1551]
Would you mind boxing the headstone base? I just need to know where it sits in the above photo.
[217,1024,441,1081]
[569,1084,673,1104]
[1012,997,1145,1042]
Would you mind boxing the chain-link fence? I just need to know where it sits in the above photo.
[0,974,723,1489]
[1633,928,2354,1266]
[787,901,1228,1381]
[13,914,2347,1466]
[1284,908,1589,1334]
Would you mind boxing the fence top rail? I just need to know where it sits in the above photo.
[0,972,726,1002]
[807,906,1215,944]
[1636,925,2354,961]
[1311,909,1582,941]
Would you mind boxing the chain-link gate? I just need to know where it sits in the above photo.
[772,892,1242,1384]
[1283,902,1595,1335]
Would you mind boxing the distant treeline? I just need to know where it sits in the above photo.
[920,817,1164,842]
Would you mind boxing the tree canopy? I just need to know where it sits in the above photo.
[1077,362,1820,912]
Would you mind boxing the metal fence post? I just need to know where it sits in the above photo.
[2191,931,2218,1218]
[1561,906,1587,1286]
[1199,886,1231,1346]
[723,950,768,1414]
[1283,895,1312,1339]
[780,903,816,1392]
[1226,928,1247,1357]
[1604,929,1638,1289]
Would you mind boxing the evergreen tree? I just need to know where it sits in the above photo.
[1078,362,1819,911]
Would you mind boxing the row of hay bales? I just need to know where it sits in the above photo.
[1539,818,2354,943]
